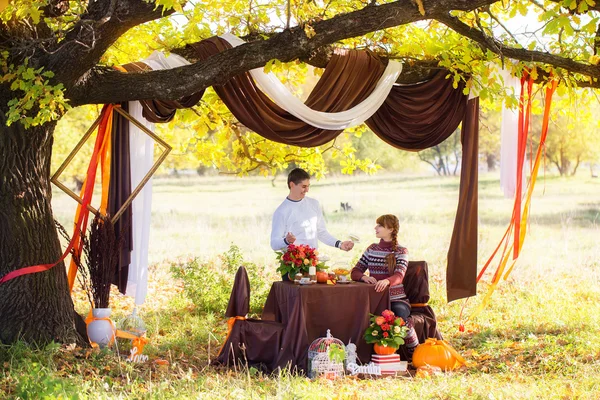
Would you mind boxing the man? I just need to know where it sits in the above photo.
[270,168,354,252]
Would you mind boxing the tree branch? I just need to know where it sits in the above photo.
[66,0,496,105]
[436,13,600,86]
[41,0,174,87]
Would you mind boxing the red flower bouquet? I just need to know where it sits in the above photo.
[363,309,408,349]
[275,244,319,277]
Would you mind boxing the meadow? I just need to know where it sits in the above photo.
[2,172,600,399]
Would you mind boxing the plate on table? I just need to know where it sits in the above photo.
[318,255,330,262]
[336,279,352,284]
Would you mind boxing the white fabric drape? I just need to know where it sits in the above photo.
[500,68,520,198]
[220,33,403,130]
[125,51,190,305]
[126,101,154,305]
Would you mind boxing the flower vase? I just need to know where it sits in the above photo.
[87,308,116,348]
[373,343,398,355]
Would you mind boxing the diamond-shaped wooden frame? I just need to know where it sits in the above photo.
[51,105,172,224]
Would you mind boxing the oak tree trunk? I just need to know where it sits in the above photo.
[0,112,79,344]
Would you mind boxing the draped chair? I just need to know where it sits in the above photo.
[399,260,443,361]
[404,261,443,342]
[214,267,286,372]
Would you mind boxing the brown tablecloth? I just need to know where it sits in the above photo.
[262,281,390,372]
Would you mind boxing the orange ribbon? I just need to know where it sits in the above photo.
[67,105,114,291]
[461,76,557,324]
[219,316,246,354]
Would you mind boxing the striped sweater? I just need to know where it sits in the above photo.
[351,239,408,302]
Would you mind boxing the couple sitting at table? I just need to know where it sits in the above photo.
[270,168,419,359]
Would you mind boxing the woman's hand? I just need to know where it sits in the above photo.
[361,276,377,284]
[374,279,390,292]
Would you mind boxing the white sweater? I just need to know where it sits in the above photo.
[270,196,338,251]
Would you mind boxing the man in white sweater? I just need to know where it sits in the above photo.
[270,168,354,252]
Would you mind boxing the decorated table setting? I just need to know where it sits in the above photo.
[262,239,391,372]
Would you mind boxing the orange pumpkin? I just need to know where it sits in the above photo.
[373,343,398,355]
[412,338,464,371]
[316,271,329,283]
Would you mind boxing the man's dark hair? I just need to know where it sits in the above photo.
[287,168,311,188]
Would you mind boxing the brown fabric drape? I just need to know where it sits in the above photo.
[365,70,468,150]
[446,98,479,302]
[225,266,251,317]
[120,62,203,123]
[190,37,385,146]
[108,102,132,294]
[214,318,286,373]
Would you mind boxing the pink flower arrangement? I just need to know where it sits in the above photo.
[363,309,408,348]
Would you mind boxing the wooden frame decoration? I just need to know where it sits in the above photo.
[51,105,172,224]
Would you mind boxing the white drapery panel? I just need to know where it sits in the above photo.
[220,33,403,130]
[126,101,154,305]
[500,69,520,198]
[125,51,190,305]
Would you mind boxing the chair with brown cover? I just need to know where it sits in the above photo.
[214,266,285,372]
[403,261,443,342]
[398,261,442,361]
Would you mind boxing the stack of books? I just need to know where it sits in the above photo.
[371,354,408,376]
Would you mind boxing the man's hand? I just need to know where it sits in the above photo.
[374,279,390,292]
[361,276,377,284]
[285,232,296,244]
[339,240,354,251]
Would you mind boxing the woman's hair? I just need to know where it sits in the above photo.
[376,214,399,274]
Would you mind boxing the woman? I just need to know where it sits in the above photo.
[351,214,419,359]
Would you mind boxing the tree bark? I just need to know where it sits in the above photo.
[0,114,79,344]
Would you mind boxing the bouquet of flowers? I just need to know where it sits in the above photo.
[363,309,409,349]
[275,243,319,277]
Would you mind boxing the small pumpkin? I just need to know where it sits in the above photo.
[373,343,398,355]
[412,338,464,371]
[316,271,329,283]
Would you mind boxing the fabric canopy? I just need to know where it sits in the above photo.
[116,36,480,302]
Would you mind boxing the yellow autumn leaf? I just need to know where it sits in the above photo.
[415,0,425,15]
[588,55,600,65]
[304,24,316,39]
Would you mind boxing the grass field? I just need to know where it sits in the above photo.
[2,172,600,399]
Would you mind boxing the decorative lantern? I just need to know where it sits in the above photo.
[307,329,346,379]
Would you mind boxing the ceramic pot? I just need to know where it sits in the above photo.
[373,343,398,355]
[87,308,116,348]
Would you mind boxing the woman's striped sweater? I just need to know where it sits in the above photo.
[351,239,408,302]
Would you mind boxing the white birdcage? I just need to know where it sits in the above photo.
[307,329,346,379]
